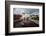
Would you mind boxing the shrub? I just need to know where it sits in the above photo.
[31,15,39,20]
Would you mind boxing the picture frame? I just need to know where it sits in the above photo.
[5,1,45,35]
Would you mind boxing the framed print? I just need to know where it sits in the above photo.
[5,1,45,35]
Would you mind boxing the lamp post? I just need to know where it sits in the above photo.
[22,13,25,21]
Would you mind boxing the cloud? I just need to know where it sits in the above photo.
[13,8,39,15]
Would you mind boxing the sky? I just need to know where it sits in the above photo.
[13,8,39,15]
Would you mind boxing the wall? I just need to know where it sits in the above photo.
[0,0,46,36]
